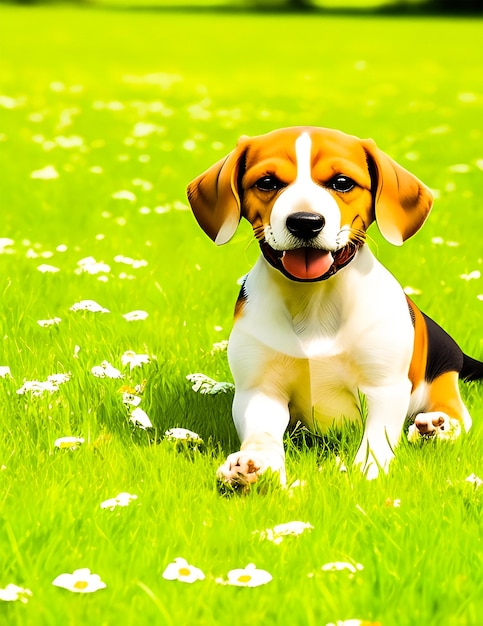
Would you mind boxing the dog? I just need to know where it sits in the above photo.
[187,126,483,485]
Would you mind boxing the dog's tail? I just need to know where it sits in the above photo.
[460,354,483,382]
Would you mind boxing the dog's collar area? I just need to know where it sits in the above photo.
[259,240,361,282]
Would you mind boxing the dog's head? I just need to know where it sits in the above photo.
[187,127,433,282]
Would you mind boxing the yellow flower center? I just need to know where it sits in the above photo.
[178,567,191,577]
[237,575,252,583]
[73,580,89,590]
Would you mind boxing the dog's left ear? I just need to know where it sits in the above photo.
[362,139,433,245]
[187,138,248,245]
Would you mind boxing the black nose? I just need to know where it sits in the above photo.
[286,212,325,240]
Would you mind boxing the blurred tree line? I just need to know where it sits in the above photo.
[250,0,482,10]
[5,0,482,11]
[243,0,482,9]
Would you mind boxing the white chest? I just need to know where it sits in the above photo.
[230,247,414,428]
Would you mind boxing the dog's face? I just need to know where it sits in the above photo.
[187,127,433,282]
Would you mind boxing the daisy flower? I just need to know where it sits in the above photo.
[165,428,203,444]
[37,264,60,273]
[218,563,272,587]
[47,373,71,386]
[186,373,235,395]
[31,165,59,180]
[52,568,106,593]
[112,190,136,201]
[75,257,111,275]
[37,317,62,327]
[256,521,313,544]
[384,498,401,508]
[465,473,482,488]
[211,340,229,353]
[91,361,124,379]
[130,407,152,429]
[0,238,14,254]
[162,558,205,584]
[122,310,149,321]
[16,380,58,396]
[16,373,70,397]
[54,437,84,450]
[165,428,204,452]
[322,562,364,575]
[113,256,147,269]
[70,299,110,313]
[122,392,142,407]
[460,270,481,281]
[0,584,32,604]
[100,492,138,510]
[0,366,11,378]
[121,350,150,370]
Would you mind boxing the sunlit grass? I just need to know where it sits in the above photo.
[0,5,482,625]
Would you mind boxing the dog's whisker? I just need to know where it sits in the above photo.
[252,225,266,242]
[338,226,367,246]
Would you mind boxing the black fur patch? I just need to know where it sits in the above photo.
[422,312,464,382]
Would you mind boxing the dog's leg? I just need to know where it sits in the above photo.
[413,371,472,438]
[354,381,412,480]
[217,390,290,487]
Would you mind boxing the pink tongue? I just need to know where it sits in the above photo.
[282,249,334,280]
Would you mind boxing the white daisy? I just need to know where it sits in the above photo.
[37,317,62,327]
[91,361,124,379]
[54,437,84,450]
[165,428,203,444]
[70,300,110,313]
[219,563,272,587]
[321,562,364,575]
[31,165,59,180]
[122,310,149,321]
[0,583,32,604]
[130,407,152,429]
[186,373,235,395]
[37,264,60,273]
[100,492,138,510]
[162,558,205,584]
[256,521,313,544]
[0,366,11,378]
[52,568,106,593]
[121,350,150,370]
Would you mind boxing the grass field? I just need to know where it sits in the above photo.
[0,5,482,625]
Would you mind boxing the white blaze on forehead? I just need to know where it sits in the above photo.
[264,130,342,251]
[294,132,313,183]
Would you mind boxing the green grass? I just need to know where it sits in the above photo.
[0,5,482,625]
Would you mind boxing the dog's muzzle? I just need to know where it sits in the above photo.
[260,211,360,282]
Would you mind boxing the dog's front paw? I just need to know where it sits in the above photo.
[216,452,265,487]
[217,451,285,489]
[410,411,461,442]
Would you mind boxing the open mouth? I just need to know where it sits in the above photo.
[281,248,334,281]
[260,241,359,282]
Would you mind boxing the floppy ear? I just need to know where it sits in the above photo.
[362,138,433,245]
[187,139,248,245]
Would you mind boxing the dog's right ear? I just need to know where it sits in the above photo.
[187,138,248,245]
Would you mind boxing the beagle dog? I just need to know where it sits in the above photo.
[187,126,482,485]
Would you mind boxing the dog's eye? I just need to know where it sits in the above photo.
[255,175,286,192]
[328,175,356,193]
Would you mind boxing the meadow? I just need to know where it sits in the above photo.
[0,5,482,625]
